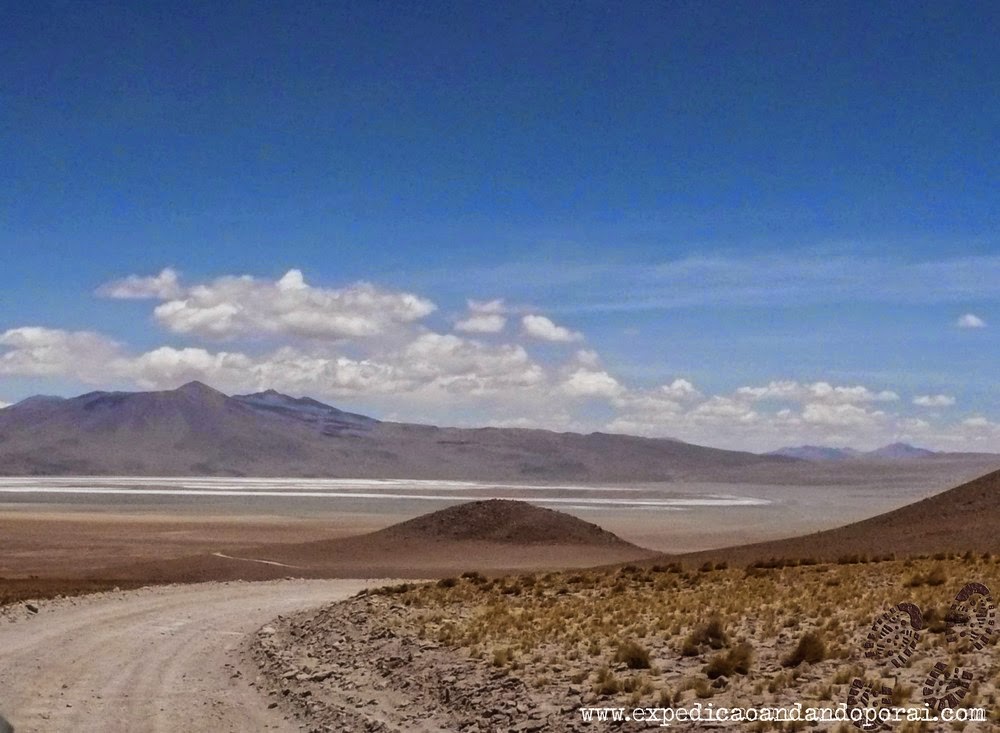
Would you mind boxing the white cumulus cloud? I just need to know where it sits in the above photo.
[735,380,898,405]
[152,269,436,340]
[607,379,702,427]
[97,267,184,299]
[801,402,885,427]
[467,299,505,314]
[659,379,701,401]
[7,267,1000,454]
[127,345,411,397]
[688,397,757,423]
[455,314,506,334]
[913,394,956,407]
[397,333,545,395]
[0,327,124,383]
[521,314,583,342]
[956,313,987,329]
[561,368,623,399]
[454,299,509,333]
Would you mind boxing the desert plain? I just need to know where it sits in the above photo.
[3,453,998,584]
[1,460,1000,732]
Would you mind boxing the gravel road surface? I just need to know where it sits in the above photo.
[0,579,375,732]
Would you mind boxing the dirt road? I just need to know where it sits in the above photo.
[0,579,375,732]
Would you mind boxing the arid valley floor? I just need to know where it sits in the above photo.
[3,464,1000,731]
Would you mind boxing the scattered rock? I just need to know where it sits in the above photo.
[248,592,558,732]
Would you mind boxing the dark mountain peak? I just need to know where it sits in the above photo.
[235,389,328,410]
[237,388,308,404]
[174,381,225,397]
[10,394,66,409]
[869,442,935,459]
[232,389,378,429]
[68,382,228,416]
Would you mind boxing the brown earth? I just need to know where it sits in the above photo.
[0,501,654,598]
[372,498,636,546]
[91,500,654,584]
[0,510,378,606]
[6,472,1000,731]
[669,467,1000,567]
[6,468,1000,606]
[0,510,379,578]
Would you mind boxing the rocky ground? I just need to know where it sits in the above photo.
[0,577,151,608]
[249,589,567,732]
[0,582,140,623]
[250,557,1000,732]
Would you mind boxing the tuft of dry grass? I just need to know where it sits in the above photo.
[782,631,826,667]
[614,640,651,669]
[682,616,729,656]
[704,642,753,678]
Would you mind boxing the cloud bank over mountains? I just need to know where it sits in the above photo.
[0,267,996,452]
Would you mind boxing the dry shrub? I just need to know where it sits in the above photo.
[683,616,729,656]
[782,631,826,667]
[614,640,651,669]
[704,642,753,678]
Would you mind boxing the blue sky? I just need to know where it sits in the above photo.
[1,1,997,451]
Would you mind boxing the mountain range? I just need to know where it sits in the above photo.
[0,382,992,479]
[768,442,938,461]
[0,381,788,479]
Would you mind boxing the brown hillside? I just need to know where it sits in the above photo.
[673,468,1000,566]
[371,499,637,546]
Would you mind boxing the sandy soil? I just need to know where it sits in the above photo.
[97,537,656,585]
[0,579,380,733]
[0,510,386,577]
[0,502,655,586]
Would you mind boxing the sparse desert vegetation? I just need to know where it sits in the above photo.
[257,554,1000,731]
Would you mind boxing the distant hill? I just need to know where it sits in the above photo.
[768,442,943,461]
[673,468,1000,564]
[374,498,637,546]
[768,445,858,461]
[867,442,936,459]
[0,382,791,480]
[93,499,654,582]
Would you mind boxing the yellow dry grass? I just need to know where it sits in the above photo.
[366,554,1000,730]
